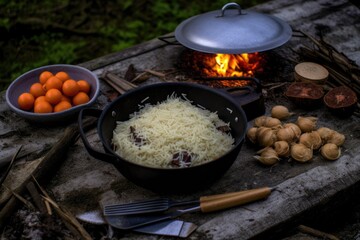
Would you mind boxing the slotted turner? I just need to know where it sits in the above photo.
[104,187,271,216]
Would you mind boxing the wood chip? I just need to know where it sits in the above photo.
[124,64,136,81]
[294,62,329,85]
[297,224,340,240]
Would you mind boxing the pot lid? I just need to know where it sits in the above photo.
[175,2,292,54]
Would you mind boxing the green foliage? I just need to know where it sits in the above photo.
[0,0,267,91]
[7,39,85,86]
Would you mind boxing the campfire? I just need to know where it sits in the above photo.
[200,52,265,78]
[179,50,266,88]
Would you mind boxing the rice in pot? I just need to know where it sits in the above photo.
[112,96,234,168]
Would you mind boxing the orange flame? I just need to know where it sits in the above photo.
[183,50,265,87]
[211,53,262,77]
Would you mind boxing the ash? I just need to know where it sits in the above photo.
[2,208,71,240]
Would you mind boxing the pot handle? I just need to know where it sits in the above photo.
[218,2,244,17]
[78,108,118,164]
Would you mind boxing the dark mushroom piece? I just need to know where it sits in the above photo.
[170,151,193,168]
[285,82,324,109]
[129,126,148,147]
[217,125,231,134]
[324,86,358,117]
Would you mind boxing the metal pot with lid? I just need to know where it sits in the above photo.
[175,2,292,54]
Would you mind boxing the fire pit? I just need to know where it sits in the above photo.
[182,51,266,79]
[170,2,292,120]
[177,49,266,120]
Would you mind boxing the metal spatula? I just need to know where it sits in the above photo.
[105,187,272,230]
[104,188,268,216]
[76,210,198,238]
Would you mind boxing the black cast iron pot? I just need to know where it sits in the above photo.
[78,82,247,192]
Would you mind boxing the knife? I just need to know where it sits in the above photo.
[76,210,198,238]
[105,186,272,230]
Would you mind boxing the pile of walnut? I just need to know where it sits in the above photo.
[247,105,345,166]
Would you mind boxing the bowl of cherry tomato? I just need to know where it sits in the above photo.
[6,64,100,123]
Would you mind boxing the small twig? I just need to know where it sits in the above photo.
[0,118,97,228]
[294,31,360,109]
[2,184,35,210]
[33,177,92,240]
[44,199,53,215]
[130,72,149,83]
[106,72,137,89]
[299,30,356,69]
[262,82,290,91]
[267,82,288,91]
[101,71,137,94]
[32,176,52,216]
[144,69,166,78]
[297,224,340,240]
[26,181,47,214]
[101,77,126,94]
[0,145,23,187]
[42,195,92,240]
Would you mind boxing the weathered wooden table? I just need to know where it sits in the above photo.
[1,0,360,239]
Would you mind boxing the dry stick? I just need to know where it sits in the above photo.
[144,69,166,78]
[300,30,358,71]
[143,69,177,82]
[0,118,97,229]
[101,77,126,94]
[104,71,137,90]
[298,33,360,83]
[42,195,92,240]
[327,68,360,94]
[294,34,360,112]
[26,181,47,214]
[0,145,22,187]
[131,72,149,83]
[1,184,35,211]
[101,71,138,94]
[298,47,360,96]
[299,46,360,86]
[33,177,92,240]
[297,225,340,240]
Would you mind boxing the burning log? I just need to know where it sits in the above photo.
[179,49,266,78]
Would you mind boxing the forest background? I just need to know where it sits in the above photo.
[0,0,267,91]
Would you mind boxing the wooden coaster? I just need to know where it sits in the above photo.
[294,62,329,85]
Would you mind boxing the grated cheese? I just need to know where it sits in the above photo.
[112,96,234,168]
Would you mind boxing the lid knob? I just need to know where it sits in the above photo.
[218,2,244,17]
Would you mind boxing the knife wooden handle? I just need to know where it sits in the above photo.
[199,187,272,213]
[200,189,254,202]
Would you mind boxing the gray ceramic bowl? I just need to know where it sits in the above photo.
[6,64,100,123]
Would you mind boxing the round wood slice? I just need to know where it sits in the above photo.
[294,62,329,85]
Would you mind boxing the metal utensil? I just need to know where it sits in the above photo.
[76,210,197,238]
[175,2,292,54]
[105,187,272,230]
[104,188,257,216]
